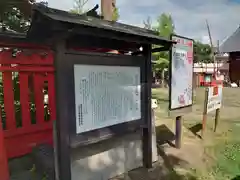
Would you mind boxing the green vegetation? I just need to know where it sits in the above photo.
[152,87,240,180]
[112,6,120,22]
[210,124,240,179]
[194,41,212,63]
[143,14,174,87]
[143,14,212,87]
[0,0,32,33]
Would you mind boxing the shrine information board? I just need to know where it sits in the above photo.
[74,65,141,134]
[169,35,194,110]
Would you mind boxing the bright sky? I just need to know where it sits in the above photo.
[39,0,240,45]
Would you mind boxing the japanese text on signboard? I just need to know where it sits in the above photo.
[206,86,222,113]
[74,65,141,134]
[170,35,194,110]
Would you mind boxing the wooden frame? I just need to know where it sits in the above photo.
[169,34,194,115]
[54,43,153,179]
[61,51,146,147]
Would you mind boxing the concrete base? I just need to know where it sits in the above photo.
[71,111,158,180]
[151,109,158,163]
[71,132,143,180]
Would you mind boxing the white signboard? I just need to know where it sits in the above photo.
[207,86,223,113]
[170,35,194,110]
[74,65,141,134]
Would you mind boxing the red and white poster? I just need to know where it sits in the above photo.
[170,35,194,110]
[207,86,223,113]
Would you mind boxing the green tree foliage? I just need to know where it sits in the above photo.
[143,14,174,86]
[153,13,174,38]
[152,13,175,73]
[193,41,212,63]
[0,0,32,33]
[112,7,119,21]
[0,1,48,33]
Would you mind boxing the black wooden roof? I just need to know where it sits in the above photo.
[0,32,28,47]
[27,3,173,46]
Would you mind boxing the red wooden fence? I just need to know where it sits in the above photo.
[0,42,119,180]
[0,110,9,180]
[0,48,55,158]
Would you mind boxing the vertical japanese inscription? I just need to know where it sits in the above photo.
[78,104,83,126]
[74,65,141,134]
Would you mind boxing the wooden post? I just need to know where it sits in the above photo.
[214,108,220,132]
[151,108,158,163]
[142,44,153,168]
[0,109,10,180]
[101,0,115,21]
[53,121,59,180]
[201,88,208,139]
[175,116,182,149]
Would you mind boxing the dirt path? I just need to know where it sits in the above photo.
[155,119,206,174]
[111,117,207,180]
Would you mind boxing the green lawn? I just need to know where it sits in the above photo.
[152,87,240,180]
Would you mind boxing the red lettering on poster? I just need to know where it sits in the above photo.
[187,51,193,64]
[187,41,192,47]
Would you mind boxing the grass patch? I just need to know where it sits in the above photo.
[153,87,240,180]
[210,124,240,180]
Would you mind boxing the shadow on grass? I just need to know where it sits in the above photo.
[156,124,175,147]
[188,123,202,139]
[231,176,240,180]
[126,146,197,180]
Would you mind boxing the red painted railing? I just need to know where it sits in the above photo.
[0,49,55,158]
[0,42,121,179]
[0,112,9,180]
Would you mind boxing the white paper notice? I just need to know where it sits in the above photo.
[207,86,222,113]
[74,65,141,134]
[170,36,193,110]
